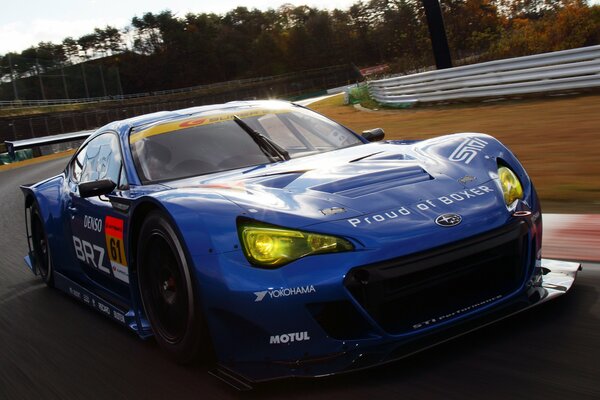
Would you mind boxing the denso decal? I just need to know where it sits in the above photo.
[83,215,103,232]
[254,285,316,302]
[448,137,488,164]
[347,185,494,227]
[269,331,310,344]
[105,216,128,283]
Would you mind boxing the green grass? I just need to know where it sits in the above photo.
[348,85,380,109]
[310,93,600,213]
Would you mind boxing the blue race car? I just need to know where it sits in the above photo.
[21,100,580,388]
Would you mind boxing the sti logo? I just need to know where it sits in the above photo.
[449,137,488,164]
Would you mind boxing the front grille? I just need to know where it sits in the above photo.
[344,221,530,334]
[307,301,374,340]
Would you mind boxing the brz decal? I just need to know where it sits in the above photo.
[105,216,129,283]
[73,236,110,275]
[269,331,310,344]
[348,186,494,227]
[254,285,316,302]
[448,137,488,164]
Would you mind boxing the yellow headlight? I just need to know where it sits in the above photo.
[498,166,523,206]
[253,233,276,258]
[239,223,353,267]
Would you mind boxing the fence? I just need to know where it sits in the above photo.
[0,64,360,144]
[0,65,354,108]
[368,45,600,105]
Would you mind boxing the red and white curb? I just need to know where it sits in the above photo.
[543,214,600,262]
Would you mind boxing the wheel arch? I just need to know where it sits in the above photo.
[127,200,162,276]
[20,181,62,266]
[21,185,42,217]
[127,198,205,290]
[127,199,217,363]
[126,192,243,314]
[24,191,36,209]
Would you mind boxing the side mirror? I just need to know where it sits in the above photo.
[362,128,385,142]
[79,179,117,198]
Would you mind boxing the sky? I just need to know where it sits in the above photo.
[0,0,358,54]
[3,0,599,55]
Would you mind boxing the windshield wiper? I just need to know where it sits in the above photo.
[233,115,290,162]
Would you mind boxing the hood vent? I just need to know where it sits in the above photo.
[312,165,432,198]
[249,172,306,189]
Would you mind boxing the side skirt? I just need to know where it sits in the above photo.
[53,271,153,339]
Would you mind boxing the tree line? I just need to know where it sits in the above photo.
[0,0,598,96]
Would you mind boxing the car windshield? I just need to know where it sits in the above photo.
[129,104,363,183]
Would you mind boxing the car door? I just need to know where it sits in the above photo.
[66,132,130,291]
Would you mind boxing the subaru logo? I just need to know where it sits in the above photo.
[435,213,462,227]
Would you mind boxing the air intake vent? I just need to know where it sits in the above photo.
[311,166,432,198]
[344,221,530,334]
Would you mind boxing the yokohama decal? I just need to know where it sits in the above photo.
[448,137,488,164]
[105,216,128,283]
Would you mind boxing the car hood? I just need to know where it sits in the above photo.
[162,134,521,229]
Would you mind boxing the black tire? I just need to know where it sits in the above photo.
[31,205,54,287]
[137,211,209,364]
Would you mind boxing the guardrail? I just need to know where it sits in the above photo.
[0,76,273,107]
[368,45,600,105]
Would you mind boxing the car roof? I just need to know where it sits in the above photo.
[106,100,296,138]
[71,100,302,186]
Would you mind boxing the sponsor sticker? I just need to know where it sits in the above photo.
[458,175,476,184]
[347,185,494,228]
[105,216,128,283]
[320,207,347,216]
[83,215,103,232]
[411,294,503,329]
[130,109,290,144]
[254,285,316,302]
[67,285,126,325]
[73,236,109,275]
[269,331,310,344]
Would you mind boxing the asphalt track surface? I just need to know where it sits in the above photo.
[1,156,599,400]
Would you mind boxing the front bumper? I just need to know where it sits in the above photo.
[196,193,573,385]
[210,258,580,385]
